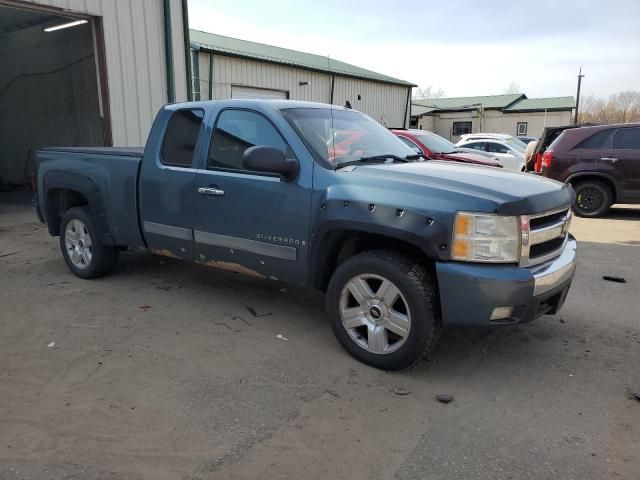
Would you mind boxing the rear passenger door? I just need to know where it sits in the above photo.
[566,128,613,179]
[485,141,520,171]
[139,108,206,261]
[605,127,640,200]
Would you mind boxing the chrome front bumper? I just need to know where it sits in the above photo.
[531,235,577,296]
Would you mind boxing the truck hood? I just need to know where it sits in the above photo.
[347,160,573,215]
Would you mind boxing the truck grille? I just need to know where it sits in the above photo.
[521,208,571,266]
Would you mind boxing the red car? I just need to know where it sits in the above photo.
[391,129,503,167]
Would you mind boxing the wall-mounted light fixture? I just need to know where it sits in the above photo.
[299,81,310,86]
[44,19,88,32]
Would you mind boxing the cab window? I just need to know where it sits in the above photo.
[161,109,204,167]
[208,109,292,171]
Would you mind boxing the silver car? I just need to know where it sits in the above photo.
[456,133,527,171]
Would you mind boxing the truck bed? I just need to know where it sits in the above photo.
[34,147,146,249]
[41,147,144,157]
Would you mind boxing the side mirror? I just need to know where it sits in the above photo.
[242,146,299,182]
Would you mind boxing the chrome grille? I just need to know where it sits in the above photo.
[520,208,571,267]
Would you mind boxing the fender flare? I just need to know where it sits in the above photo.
[42,170,115,245]
[308,201,451,289]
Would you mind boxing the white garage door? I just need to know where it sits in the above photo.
[231,86,288,100]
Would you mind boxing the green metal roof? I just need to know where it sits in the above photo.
[411,105,437,116]
[412,94,576,116]
[190,29,415,87]
[412,94,524,111]
[504,96,575,112]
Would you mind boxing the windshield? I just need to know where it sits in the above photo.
[282,108,416,168]
[416,132,457,154]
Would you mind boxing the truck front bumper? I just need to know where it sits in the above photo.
[436,235,577,327]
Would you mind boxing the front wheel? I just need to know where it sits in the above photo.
[60,206,119,279]
[326,250,440,370]
[572,180,612,217]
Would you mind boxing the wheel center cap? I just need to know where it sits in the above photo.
[369,306,382,320]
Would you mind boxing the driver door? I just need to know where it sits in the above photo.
[192,108,312,285]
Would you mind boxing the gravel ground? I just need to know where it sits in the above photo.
[1,192,638,480]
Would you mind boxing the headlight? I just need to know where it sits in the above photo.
[452,212,520,263]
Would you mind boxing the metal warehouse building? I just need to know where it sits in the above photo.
[189,29,415,129]
[0,0,190,186]
[411,94,575,142]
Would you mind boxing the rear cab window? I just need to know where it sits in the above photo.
[161,109,205,167]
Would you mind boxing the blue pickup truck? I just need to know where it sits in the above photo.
[33,100,577,369]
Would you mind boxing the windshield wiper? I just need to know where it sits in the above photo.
[337,154,420,169]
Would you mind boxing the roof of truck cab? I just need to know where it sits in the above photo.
[167,99,355,112]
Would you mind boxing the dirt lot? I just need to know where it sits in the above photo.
[1,192,639,480]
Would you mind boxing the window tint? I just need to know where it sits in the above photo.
[161,109,204,167]
[463,141,485,151]
[613,128,640,149]
[208,110,288,171]
[398,136,423,154]
[486,142,510,154]
[452,121,472,136]
[575,129,613,149]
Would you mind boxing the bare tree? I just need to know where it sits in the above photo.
[578,91,640,124]
[413,85,445,100]
[503,81,522,94]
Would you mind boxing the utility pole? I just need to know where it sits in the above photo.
[574,67,585,125]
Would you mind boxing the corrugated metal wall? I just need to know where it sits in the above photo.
[196,52,410,128]
[333,76,409,128]
[13,0,189,146]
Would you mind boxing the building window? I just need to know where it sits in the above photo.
[517,122,528,136]
[452,121,472,136]
[191,49,201,101]
[162,109,205,167]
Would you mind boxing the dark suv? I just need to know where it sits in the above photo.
[541,123,640,217]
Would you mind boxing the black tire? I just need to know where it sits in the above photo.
[326,250,440,370]
[59,206,119,279]
[572,180,612,218]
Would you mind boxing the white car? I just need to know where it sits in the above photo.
[456,133,526,171]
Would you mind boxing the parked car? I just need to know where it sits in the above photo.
[456,133,527,171]
[540,123,640,217]
[390,129,503,167]
[517,136,538,145]
[33,100,577,370]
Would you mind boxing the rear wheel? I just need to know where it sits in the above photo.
[572,180,612,217]
[60,207,119,279]
[326,250,440,370]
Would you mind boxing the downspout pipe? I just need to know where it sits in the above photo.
[163,0,175,103]
[403,87,411,128]
[208,52,214,100]
[181,0,193,101]
[330,74,335,104]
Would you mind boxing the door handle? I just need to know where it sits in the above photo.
[601,157,619,163]
[198,187,225,196]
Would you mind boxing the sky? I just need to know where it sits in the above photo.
[188,0,640,100]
